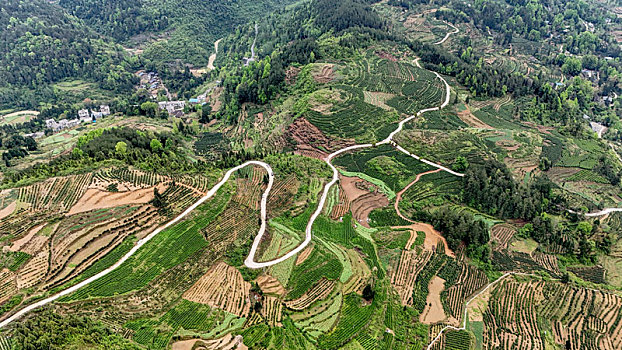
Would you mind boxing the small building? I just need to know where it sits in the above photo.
[78,109,89,119]
[91,111,103,120]
[189,98,200,104]
[158,101,186,115]
[100,105,110,116]
[23,131,44,139]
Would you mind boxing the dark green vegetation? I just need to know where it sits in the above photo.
[463,161,559,220]
[3,127,194,185]
[58,0,296,65]
[9,310,139,349]
[0,0,136,109]
[334,144,432,191]
[2,0,622,349]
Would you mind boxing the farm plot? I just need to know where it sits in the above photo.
[482,278,622,350]
[399,170,462,214]
[285,277,336,310]
[92,168,165,190]
[490,224,516,250]
[316,292,379,349]
[261,296,283,327]
[60,185,232,301]
[0,269,17,304]
[344,53,446,112]
[441,262,488,320]
[18,173,92,213]
[333,144,433,192]
[395,129,490,168]
[391,249,433,306]
[256,274,286,296]
[171,333,245,350]
[290,289,343,340]
[47,205,161,288]
[286,245,342,300]
[15,251,48,290]
[67,183,166,215]
[305,85,399,143]
[183,261,251,317]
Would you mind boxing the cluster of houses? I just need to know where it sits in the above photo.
[158,101,186,117]
[137,71,168,99]
[44,105,110,132]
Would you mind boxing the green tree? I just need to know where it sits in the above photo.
[453,156,469,172]
[150,138,163,152]
[140,101,159,118]
[115,141,127,155]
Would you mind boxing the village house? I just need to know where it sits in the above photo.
[45,118,80,132]
[158,101,186,115]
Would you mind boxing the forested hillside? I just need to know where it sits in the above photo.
[0,0,136,109]
[58,0,300,65]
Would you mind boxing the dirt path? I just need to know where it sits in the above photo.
[394,169,441,222]
[434,21,459,45]
[207,38,222,70]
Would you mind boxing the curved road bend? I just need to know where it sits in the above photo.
[1,17,616,328]
[0,160,274,328]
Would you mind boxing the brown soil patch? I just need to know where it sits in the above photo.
[0,269,17,304]
[9,223,45,252]
[183,261,251,317]
[288,117,354,157]
[0,201,16,221]
[286,66,301,85]
[376,51,398,62]
[67,184,166,216]
[420,276,447,324]
[295,245,314,266]
[209,87,223,112]
[171,334,247,350]
[522,121,553,135]
[351,192,388,228]
[394,224,455,258]
[312,64,335,83]
[339,175,388,228]
[256,274,286,296]
[457,105,492,129]
[391,249,433,305]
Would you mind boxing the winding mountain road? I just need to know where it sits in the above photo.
[434,21,459,45]
[2,16,618,329]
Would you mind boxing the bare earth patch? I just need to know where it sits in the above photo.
[420,276,447,324]
[312,64,335,83]
[394,223,455,257]
[256,274,286,296]
[8,223,45,252]
[67,184,166,216]
[183,261,251,317]
[288,118,354,158]
[0,201,16,221]
[458,105,492,129]
[340,175,389,227]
